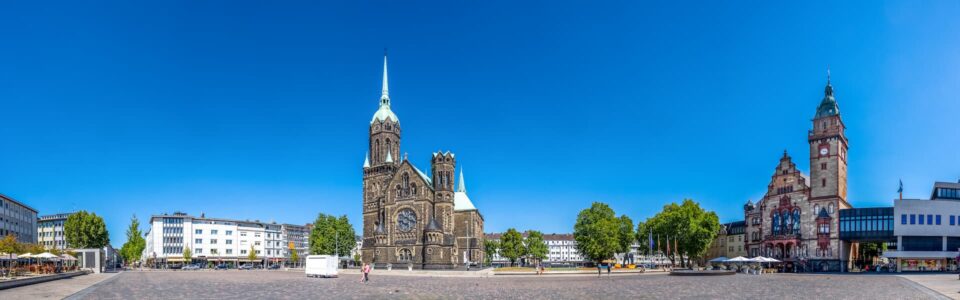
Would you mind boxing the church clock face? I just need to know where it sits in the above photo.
[397,209,417,232]
[820,148,829,155]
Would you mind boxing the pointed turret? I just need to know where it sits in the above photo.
[457,168,466,193]
[385,150,393,163]
[371,54,399,124]
[363,152,370,168]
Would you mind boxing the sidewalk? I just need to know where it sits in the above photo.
[898,274,960,299]
[0,272,117,299]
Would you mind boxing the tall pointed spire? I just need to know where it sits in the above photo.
[457,168,466,193]
[380,50,390,106]
[385,149,393,163]
[363,152,370,168]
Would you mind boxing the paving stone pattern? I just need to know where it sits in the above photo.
[70,271,945,300]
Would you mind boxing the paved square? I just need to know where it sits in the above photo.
[62,270,949,299]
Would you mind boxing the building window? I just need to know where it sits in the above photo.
[226,230,233,235]
[226,249,233,255]
[196,248,202,254]
[927,215,933,225]
[951,215,956,226]
[211,230,218,235]
[211,239,218,244]
[822,178,826,187]
[901,214,907,225]
[195,238,202,244]
[226,239,233,245]
[936,215,941,225]
[919,214,924,225]
[821,163,827,170]
[195,229,202,234]
[910,214,916,224]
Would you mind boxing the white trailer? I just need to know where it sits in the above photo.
[305,255,339,278]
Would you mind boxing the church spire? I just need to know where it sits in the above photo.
[380,51,390,106]
[457,168,466,193]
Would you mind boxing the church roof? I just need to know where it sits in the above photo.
[815,74,840,119]
[411,164,434,188]
[454,169,478,211]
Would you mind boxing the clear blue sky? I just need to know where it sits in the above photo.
[2,1,958,247]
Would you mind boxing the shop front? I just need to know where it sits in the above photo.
[883,251,959,272]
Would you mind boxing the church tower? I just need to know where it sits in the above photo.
[808,72,848,202]
[431,151,456,234]
[363,55,401,257]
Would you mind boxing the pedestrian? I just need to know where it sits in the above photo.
[607,263,611,277]
[361,263,371,284]
[597,264,602,277]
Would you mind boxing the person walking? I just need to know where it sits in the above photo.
[361,263,371,284]
[606,263,612,277]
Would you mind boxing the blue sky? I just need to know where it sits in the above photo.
[2,1,958,246]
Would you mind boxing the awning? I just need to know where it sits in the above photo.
[883,250,959,259]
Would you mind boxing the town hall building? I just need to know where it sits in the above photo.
[361,56,485,269]
[743,75,853,272]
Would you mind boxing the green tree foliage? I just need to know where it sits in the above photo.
[248,245,257,261]
[64,211,110,249]
[309,213,356,257]
[617,215,635,255]
[120,215,146,265]
[642,199,720,268]
[573,202,620,264]
[483,239,499,265]
[499,228,525,266]
[524,230,548,265]
[288,242,299,267]
[183,246,192,263]
[635,221,650,255]
[0,235,21,277]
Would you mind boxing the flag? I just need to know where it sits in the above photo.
[897,179,903,193]
[648,229,654,255]
[657,234,661,254]
[674,238,679,258]
[665,235,670,254]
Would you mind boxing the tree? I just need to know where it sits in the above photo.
[64,211,110,249]
[499,228,525,267]
[617,215,635,263]
[248,245,257,263]
[642,199,720,268]
[288,242,299,267]
[120,215,146,266]
[183,246,192,264]
[524,230,548,266]
[308,213,356,257]
[0,235,22,278]
[635,221,651,255]
[573,202,620,265]
[483,239,499,266]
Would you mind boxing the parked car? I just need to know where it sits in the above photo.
[267,264,281,270]
[239,264,253,270]
[215,264,230,270]
[183,264,201,270]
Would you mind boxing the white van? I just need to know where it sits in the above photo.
[305,255,339,278]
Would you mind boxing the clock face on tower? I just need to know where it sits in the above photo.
[397,209,417,232]
[820,147,829,156]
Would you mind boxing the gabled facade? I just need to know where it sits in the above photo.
[743,76,853,272]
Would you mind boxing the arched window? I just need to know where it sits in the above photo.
[793,209,801,235]
[375,140,381,162]
[410,183,417,195]
[772,213,780,235]
[828,203,834,214]
[814,204,820,214]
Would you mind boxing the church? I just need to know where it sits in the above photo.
[743,75,852,272]
[360,56,485,269]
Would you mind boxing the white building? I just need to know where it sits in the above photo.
[38,212,74,250]
[485,233,587,267]
[883,181,960,272]
[0,193,38,244]
[142,212,311,267]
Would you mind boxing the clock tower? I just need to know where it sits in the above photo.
[808,74,848,202]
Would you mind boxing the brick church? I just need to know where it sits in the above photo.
[361,55,485,269]
[743,75,852,272]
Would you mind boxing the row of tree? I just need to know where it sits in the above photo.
[484,228,549,267]
[570,200,720,268]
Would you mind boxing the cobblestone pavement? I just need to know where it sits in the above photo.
[0,272,117,299]
[67,270,948,300]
